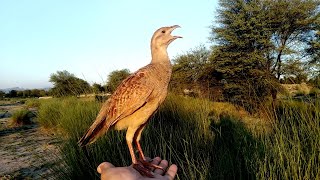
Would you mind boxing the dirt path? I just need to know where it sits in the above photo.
[0,104,60,179]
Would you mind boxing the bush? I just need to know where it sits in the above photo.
[10,109,34,126]
[25,98,41,108]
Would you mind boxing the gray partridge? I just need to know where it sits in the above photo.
[79,25,181,177]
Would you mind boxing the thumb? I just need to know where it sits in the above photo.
[97,162,115,174]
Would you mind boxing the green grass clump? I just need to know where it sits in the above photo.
[10,109,33,126]
[25,98,41,108]
[37,99,62,128]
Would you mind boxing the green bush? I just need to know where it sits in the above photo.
[25,98,41,108]
[10,109,33,126]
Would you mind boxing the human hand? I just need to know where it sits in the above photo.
[97,157,178,180]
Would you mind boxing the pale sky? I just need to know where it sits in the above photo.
[0,0,218,89]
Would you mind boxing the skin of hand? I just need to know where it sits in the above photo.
[97,157,178,180]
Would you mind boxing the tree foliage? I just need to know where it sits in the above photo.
[92,83,105,94]
[171,46,210,87]
[210,0,278,110]
[209,0,319,111]
[267,0,320,79]
[0,91,5,98]
[171,45,223,99]
[49,70,90,97]
[105,69,131,93]
[281,59,308,84]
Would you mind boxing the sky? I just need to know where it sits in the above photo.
[0,0,218,89]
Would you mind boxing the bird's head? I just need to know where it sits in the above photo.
[151,25,182,49]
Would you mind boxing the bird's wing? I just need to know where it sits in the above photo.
[79,66,155,146]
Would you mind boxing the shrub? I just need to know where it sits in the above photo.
[26,98,41,108]
[10,109,34,126]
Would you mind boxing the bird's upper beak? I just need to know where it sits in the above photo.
[169,25,182,39]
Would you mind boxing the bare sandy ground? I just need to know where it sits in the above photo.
[0,104,60,179]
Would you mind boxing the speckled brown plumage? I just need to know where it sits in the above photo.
[79,25,181,177]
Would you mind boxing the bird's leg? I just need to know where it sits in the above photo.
[134,125,164,171]
[126,127,154,178]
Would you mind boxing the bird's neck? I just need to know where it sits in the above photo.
[151,46,170,64]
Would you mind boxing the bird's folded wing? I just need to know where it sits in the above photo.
[105,70,155,124]
[79,68,154,146]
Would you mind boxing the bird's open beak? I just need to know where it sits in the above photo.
[169,25,182,39]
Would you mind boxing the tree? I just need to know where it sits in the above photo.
[210,0,319,110]
[0,91,5,98]
[170,45,223,99]
[92,83,105,94]
[17,91,24,97]
[268,0,319,79]
[105,69,131,93]
[23,90,31,97]
[8,90,17,97]
[171,45,210,88]
[30,89,41,97]
[49,70,91,97]
[281,59,308,84]
[210,0,278,110]
[306,17,320,77]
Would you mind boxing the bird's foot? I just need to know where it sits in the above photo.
[133,163,154,178]
[132,159,165,177]
[138,158,164,171]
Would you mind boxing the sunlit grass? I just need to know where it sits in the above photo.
[37,94,320,179]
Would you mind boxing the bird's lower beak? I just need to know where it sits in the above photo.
[169,25,182,39]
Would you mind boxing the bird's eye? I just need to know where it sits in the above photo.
[161,30,166,33]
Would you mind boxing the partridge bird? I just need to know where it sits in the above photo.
[79,25,181,177]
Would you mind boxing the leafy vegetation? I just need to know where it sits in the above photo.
[49,70,91,97]
[105,69,131,93]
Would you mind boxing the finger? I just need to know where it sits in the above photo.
[97,162,115,174]
[164,164,178,180]
[145,156,152,162]
[154,159,168,175]
[149,157,162,171]
[151,157,161,165]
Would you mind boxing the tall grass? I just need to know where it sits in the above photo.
[257,100,320,179]
[37,95,320,179]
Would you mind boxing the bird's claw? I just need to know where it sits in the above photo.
[138,159,164,171]
[133,163,154,178]
[133,158,165,177]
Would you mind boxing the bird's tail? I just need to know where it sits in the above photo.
[78,117,107,147]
